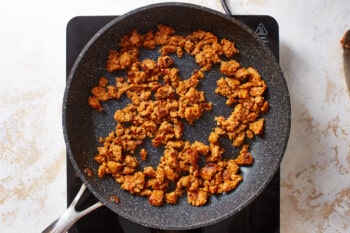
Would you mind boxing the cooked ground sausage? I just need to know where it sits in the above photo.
[88,25,268,207]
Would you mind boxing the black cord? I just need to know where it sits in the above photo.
[220,0,232,15]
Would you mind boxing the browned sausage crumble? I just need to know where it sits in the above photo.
[87,24,268,207]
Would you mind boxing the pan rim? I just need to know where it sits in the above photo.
[63,2,291,230]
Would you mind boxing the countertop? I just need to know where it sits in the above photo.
[1,0,349,232]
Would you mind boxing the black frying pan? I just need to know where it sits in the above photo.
[63,2,290,230]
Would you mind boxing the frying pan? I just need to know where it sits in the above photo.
[47,2,290,232]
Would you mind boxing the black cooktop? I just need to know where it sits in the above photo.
[66,15,280,233]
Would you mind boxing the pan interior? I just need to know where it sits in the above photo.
[63,2,290,230]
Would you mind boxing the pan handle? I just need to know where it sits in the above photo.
[41,184,103,233]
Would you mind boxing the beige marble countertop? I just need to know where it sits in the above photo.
[1,0,349,232]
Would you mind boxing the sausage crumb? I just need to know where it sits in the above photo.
[84,167,94,177]
[110,195,121,204]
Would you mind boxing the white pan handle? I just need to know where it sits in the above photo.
[42,184,104,233]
